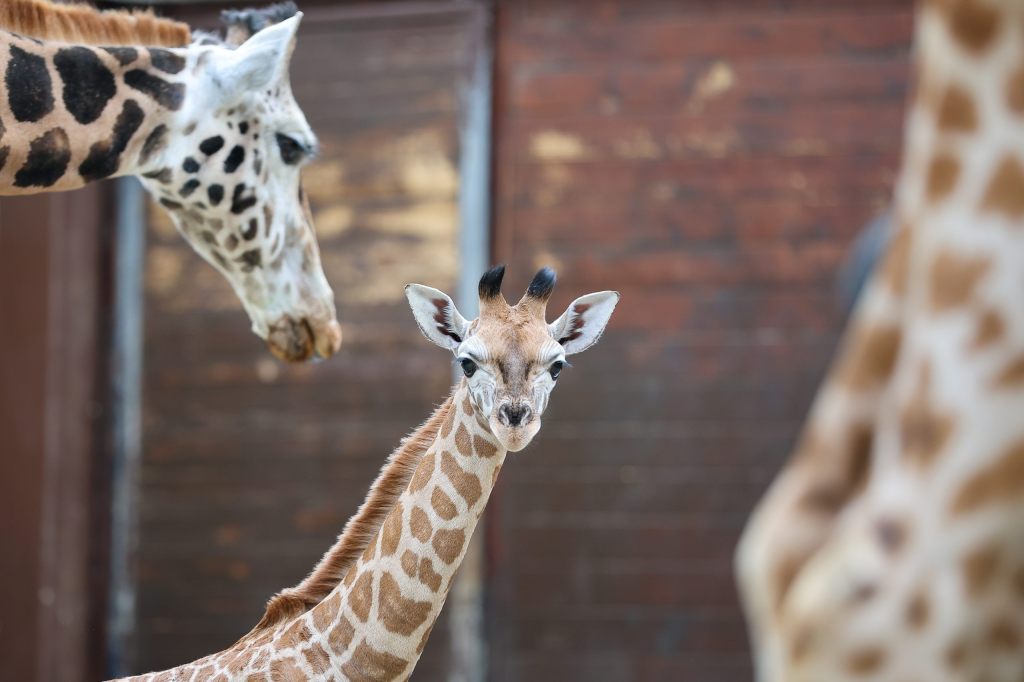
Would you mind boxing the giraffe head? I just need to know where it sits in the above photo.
[137,14,340,362]
[407,265,619,451]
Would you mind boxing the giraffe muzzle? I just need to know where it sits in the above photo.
[266,317,342,363]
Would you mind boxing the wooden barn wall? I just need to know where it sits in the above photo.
[123,3,482,676]
[487,1,913,680]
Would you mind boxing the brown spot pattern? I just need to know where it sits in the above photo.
[937,85,977,131]
[926,153,960,201]
[962,544,1001,596]
[401,550,418,577]
[982,156,1024,217]
[945,0,999,53]
[945,638,969,669]
[419,557,443,591]
[311,592,341,633]
[348,571,373,622]
[454,423,473,456]
[327,616,355,654]
[845,646,886,674]
[880,226,911,296]
[268,657,303,680]
[986,616,1020,650]
[995,354,1024,387]
[381,502,404,556]
[441,451,482,506]
[303,643,331,674]
[279,620,311,648]
[431,487,457,520]
[433,528,466,565]
[379,572,431,636]
[929,250,990,312]
[473,435,498,458]
[462,394,474,415]
[952,440,1024,515]
[341,641,408,682]
[901,367,955,468]
[906,588,930,629]
[410,505,433,542]
[410,452,435,494]
[971,308,1005,350]
[439,405,456,439]
[1009,67,1024,114]
[837,324,902,391]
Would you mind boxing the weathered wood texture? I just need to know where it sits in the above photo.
[487,1,912,680]
[0,187,112,682]
[126,3,480,676]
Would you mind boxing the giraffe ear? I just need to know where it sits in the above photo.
[207,13,301,104]
[549,291,619,355]
[405,284,470,352]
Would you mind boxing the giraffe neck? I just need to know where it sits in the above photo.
[271,381,506,679]
[0,29,190,195]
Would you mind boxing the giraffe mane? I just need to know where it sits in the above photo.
[0,0,190,47]
[249,391,457,633]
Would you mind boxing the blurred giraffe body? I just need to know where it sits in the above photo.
[114,267,618,680]
[0,0,340,361]
[737,0,1024,679]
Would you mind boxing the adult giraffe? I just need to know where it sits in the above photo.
[737,0,1024,680]
[112,266,618,681]
[0,0,340,361]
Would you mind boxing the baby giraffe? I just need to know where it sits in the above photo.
[116,265,618,681]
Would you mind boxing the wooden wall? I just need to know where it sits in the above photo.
[486,1,913,679]
[122,2,484,677]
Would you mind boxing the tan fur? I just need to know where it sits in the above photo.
[0,0,190,47]
[249,394,456,633]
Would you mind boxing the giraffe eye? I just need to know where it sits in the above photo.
[460,358,477,378]
[275,133,304,165]
[550,360,564,379]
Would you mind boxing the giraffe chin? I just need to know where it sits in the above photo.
[266,317,342,363]
[490,418,541,453]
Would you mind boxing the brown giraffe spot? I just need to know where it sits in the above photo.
[361,537,377,563]
[341,641,408,681]
[1008,67,1024,114]
[327,615,355,654]
[995,354,1024,387]
[971,308,1006,350]
[279,620,311,648]
[880,225,912,296]
[381,501,404,556]
[410,505,433,542]
[945,638,970,669]
[245,674,269,682]
[952,440,1024,515]
[944,0,1000,53]
[342,563,357,588]
[251,649,270,670]
[962,543,1002,596]
[773,556,803,615]
[227,649,254,674]
[268,656,304,680]
[416,623,435,654]
[986,616,1020,650]
[419,557,443,591]
[433,528,466,565]
[906,588,931,629]
[440,404,456,439]
[431,487,458,520]
[788,622,814,663]
[901,366,956,468]
[937,85,978,131]
[303,643,331,674]
[926,152,961,201]
[874,517,909,554]
[348,571,373,622]
[797,423,873,515]
[462,394,474,415]
[454,423,473,456]
[210,674,229,682]
[153,672,174,682]
[401,549,418,577]
[379,572,432,636]
[441,451,482,506]
[929,250,991,312]
[194,667,216,682]
[410,452,435,493]
[845,645,887,674]
[473,434,498,458]
[837,324,902,391]
[312,592,341,633]
[1013,565,1024,599]
[981,156,1024,217]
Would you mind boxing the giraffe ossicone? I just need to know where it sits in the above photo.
[113,266,618,681]
[0,1,341,361]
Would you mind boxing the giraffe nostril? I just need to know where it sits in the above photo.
[500,403,531,427]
